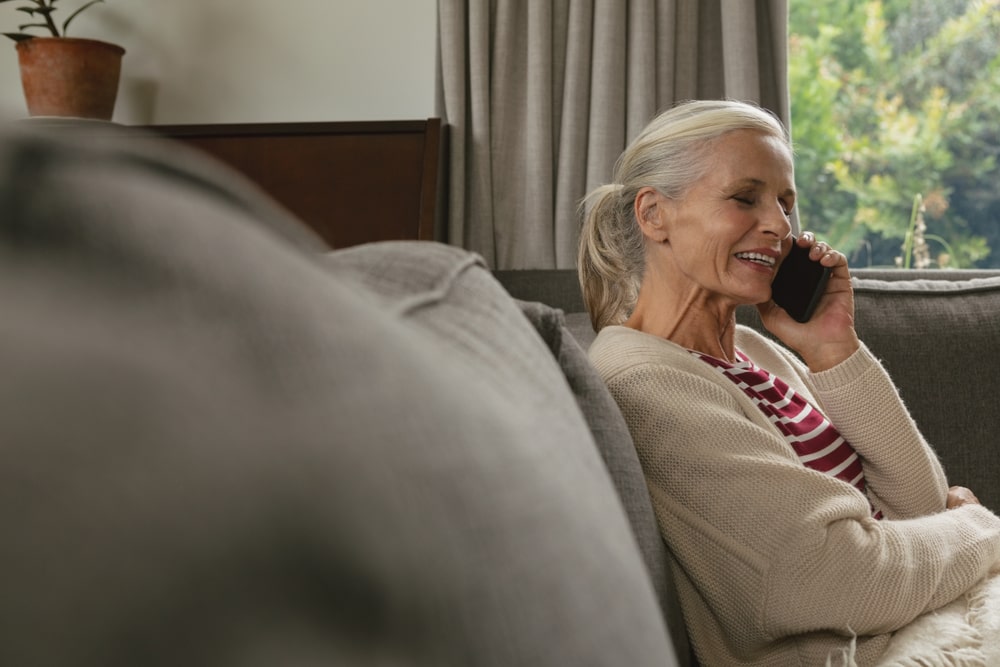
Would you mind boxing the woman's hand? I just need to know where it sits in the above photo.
[757,232,861,372]
[947,486,981,509]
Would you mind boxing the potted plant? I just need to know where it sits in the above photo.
[1,0,124,121]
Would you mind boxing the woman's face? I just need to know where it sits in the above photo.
[655,129,796,309]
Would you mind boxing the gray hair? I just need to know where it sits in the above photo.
[577,99,790,331]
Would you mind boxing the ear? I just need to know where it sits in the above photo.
[634,186,670,243]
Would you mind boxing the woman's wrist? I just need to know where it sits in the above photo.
[802,336,862,373]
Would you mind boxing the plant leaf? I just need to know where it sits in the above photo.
[17,7,54,18]
[3,32,36,42]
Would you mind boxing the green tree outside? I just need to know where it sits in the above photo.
[789,0,1000,268]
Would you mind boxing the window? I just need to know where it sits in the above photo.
[788,0,1000,268]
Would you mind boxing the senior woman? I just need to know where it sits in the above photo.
[580,99,1000,666]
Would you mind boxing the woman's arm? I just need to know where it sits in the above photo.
[807,343,949,518]
[605,357,1000,644]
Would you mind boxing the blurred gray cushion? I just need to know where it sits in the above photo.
[565,310,599,349]
[0,122,676,666]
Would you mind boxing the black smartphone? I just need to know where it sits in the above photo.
[770,238,832,323]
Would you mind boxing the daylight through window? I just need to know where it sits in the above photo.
[788,0,1000,268]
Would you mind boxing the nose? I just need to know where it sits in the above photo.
[761,199,793,239]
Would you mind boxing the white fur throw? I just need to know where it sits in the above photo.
[874,569,1000,666]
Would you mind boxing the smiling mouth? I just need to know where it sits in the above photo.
[734,251,776,268]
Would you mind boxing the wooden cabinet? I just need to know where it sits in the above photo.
[149,119,444,249]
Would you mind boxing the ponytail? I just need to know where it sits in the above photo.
[578,183,644,331]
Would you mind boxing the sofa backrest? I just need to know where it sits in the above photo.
[497,267,1000,513]
[831,273,1000,513]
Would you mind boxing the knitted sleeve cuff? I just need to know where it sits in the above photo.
[807,342,880,392]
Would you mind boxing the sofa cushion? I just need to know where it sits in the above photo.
[0,122,676,666]
[326,241,678,664]
[515,300,690,662]
[565,310,600,348]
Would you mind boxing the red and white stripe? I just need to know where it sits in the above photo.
[693,350,882,519]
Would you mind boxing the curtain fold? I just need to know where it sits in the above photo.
[438,0,790,269]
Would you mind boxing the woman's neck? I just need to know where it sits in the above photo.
[624,283,740,364]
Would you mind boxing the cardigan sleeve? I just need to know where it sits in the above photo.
[807,344,949,519]
[738,334,950,520]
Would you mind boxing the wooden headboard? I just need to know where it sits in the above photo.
[149,119,444,249]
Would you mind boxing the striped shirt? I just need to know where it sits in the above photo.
[692,349,883,519]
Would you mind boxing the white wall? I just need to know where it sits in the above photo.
[0,0,438,124]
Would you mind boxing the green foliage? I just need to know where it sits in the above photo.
[789,0,1000,268]
[0,0,106,42]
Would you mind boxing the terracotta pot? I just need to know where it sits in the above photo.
[15,37,125,121]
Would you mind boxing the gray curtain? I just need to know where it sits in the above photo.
[437,0,791,269]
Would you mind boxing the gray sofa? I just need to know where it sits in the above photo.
[2,124,998,667]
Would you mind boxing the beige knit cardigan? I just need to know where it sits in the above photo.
[590,325,1000,666]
